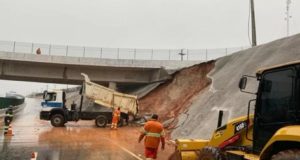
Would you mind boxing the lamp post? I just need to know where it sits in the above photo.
[250,0,257,47]
[285,0,292,36]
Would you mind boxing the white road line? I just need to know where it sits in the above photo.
[106,139,143,160]
[118,145,143,160]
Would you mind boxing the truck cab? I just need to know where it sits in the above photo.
[40,90,78,127]
[41,90,65,108]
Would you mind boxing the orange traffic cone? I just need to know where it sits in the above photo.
[31,152,38,160]
[31,152,36,158]
[5,124,14,136]
[31,152,35,159]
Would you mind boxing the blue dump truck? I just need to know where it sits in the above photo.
[40,73,138,127]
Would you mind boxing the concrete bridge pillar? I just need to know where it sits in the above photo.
[109,82,117,90]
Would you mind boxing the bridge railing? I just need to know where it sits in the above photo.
[0,40,250,61]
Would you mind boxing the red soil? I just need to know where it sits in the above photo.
[139,61,215,125]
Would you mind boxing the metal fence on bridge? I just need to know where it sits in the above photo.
[0,40,250,61]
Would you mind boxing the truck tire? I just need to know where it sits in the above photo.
[51,114,65,127]
[95,115,107,127]
[271,149,300,160]
[197,147,224,160]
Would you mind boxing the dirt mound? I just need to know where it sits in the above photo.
[139,61,215,123]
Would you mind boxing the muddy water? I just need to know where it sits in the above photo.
[0,98,173,160]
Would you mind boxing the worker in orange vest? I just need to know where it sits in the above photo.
[138,114,165,160]
[111,107,121,129]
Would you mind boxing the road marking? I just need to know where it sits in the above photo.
[106,139,143,160]
[118,145,143,160]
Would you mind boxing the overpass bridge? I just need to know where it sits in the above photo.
[0,51,201,90]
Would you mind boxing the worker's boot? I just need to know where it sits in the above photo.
[111,123,115,129]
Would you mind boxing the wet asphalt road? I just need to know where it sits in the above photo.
[0,98,173,160]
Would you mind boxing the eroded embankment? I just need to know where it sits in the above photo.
[171,33,300,139]
[139,61,215,123]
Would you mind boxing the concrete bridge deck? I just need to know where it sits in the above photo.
[0,52,201,87]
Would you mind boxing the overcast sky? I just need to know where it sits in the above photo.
[1,0,299,49]
[0,0,299,96]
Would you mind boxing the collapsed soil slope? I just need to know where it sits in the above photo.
[171,33,300,139]
[139,61,215,123]
[139,33,300,140]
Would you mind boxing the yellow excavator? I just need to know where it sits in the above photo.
[171,61,300,160]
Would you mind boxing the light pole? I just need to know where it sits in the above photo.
[250,0,257,47]
[285,0,292,36]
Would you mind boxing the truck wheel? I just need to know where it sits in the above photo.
[271,149,300,160]
[51,114,65,127]
[198,147,224,160]
[95,115,107,127]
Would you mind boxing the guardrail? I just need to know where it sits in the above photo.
[0,40,250,61]
[0,105,24,123]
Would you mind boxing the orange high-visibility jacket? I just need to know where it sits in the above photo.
[112,109,121,123]
[141,120,165,149]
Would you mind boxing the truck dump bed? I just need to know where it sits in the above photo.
[81,73,138,115]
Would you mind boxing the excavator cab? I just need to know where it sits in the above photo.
[172,61,300,160]
[251,62,300,158]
